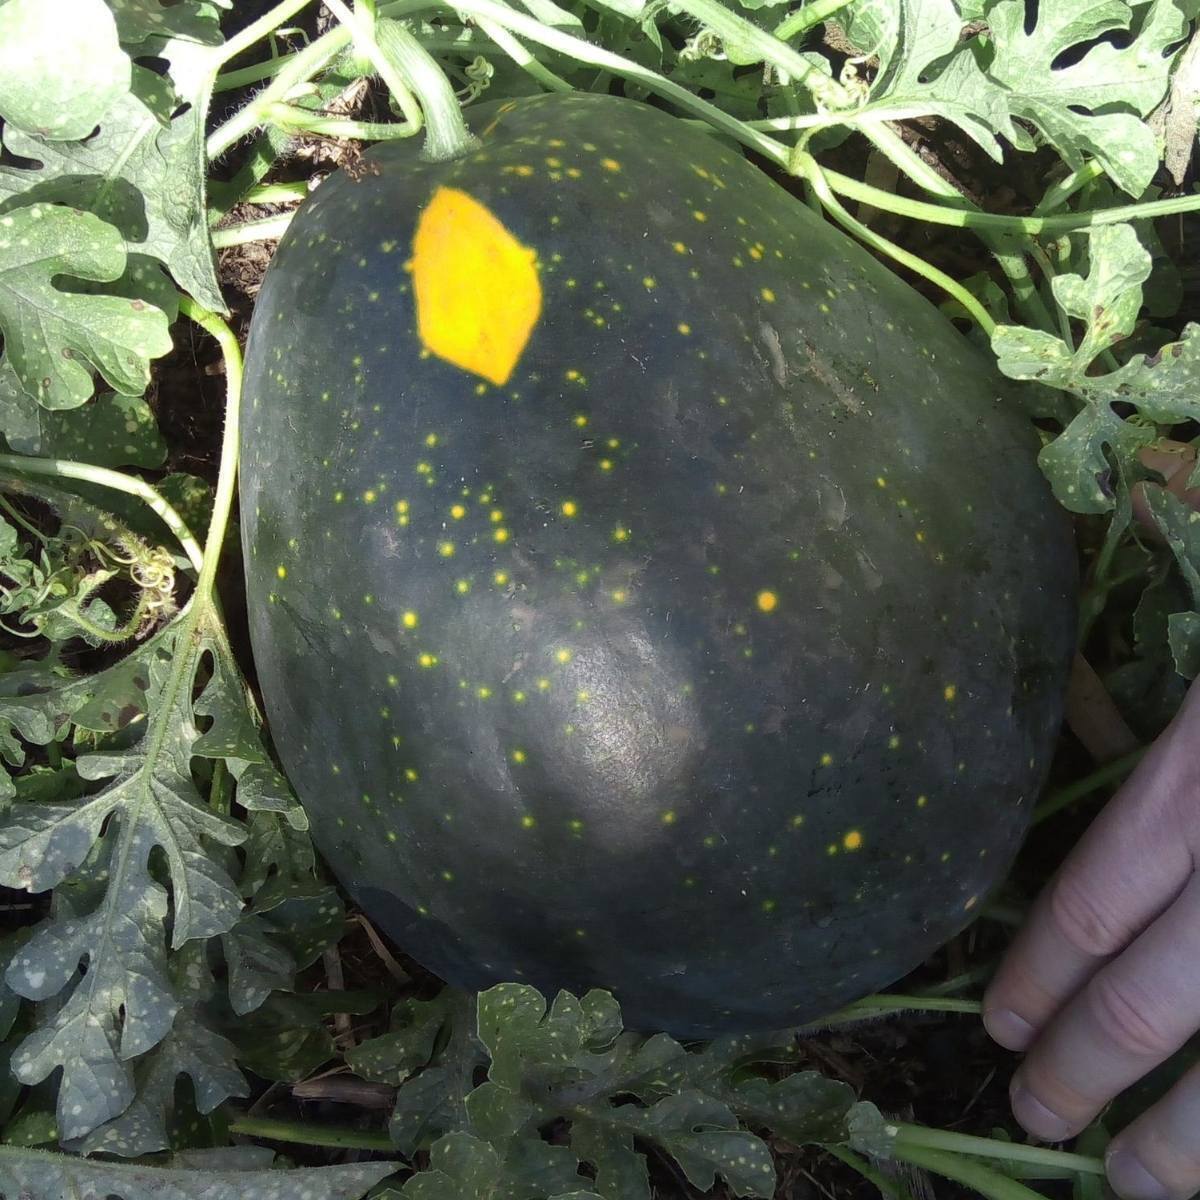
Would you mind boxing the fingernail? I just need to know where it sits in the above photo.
[984,1007,1036,1051]
[1107,1151,1168,1200]
[1010,1084,1072,1142]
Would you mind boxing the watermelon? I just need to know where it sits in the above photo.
[239,92,1076,1036]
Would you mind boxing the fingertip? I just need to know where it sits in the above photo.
[982,1005,1037,1052]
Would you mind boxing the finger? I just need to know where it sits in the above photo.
[982,688,1200,1051]
[1007,873,1200,1142]
[1106,1060,1200,1200]
[1132,442,1200,533]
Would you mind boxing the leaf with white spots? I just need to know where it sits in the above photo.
[108,0,227,46]
[0,69,224,312]
[402,1133,506,1200]
[1,342,168,461]
[1144,488,1200,678]
[993,225,1200,513]
[247,876,345,969]
[386,992,482,1156]
[70,1007,247,1157]
[0,0,130,141]
[0,204,172,409]
[0,1144,399,1200]
[985,0,1191,194]
[0,609,311,1140]
[571,1120,650,1200]
[349,993,460,1084]
[220,914,296,1016]
[724,1071,858,1146]
[617,1091,776,1197]
[28,390,168,467]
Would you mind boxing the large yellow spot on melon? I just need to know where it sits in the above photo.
[410,186,541,386]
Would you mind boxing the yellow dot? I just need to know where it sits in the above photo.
[419,653,437,668]
[561,500,578,517]
[276,564,287,580]
[613,525,630,543]
[494,571,509,585]
[402,610,419,628]
[917,794,928,808]
[599,459,613,471]
[416,462,432,475]
[693,210,707,222]
[494,527,510,543]
[396,499,409,514]
[513,690,526,702]
[888,734,901,750]
[749,246,763,260]
[611,589,627,604]
[405,768,418,782]
[455,579,470,595]
[387,674,398,686]
[363,489,378,503]
[477,685,492,699]
[537,677,551,691]
[555,648,572,664]
[756,590,778,613]
[661,810,677,825]
[601,157,621,172]
[643,276,656,289]
[521,814,537,829]
[843,829,863,851]
[790,814,805,828]
[450,504,466,519]
[875,476,887,489]
[573,413,589,428]
[761,288,776,303]
[673,241,687,254]
[565,368,582,381]
[915,530,927,543]
[944,684,958,701]
[761,898,777,913]
[489,509,503,522]
[677,322,691,335]
[819,752,834,767]
[438,541,455,557]
[511,749,526,764]
[425,433,439,447]
[545,156,562,168]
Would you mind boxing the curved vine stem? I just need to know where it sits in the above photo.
[889,1144,1064,1200]
[177,297,244,600]
[321,0,425,135]
[0,455,204,575]
[212,0,316,70]
[801,161,996,333]
[890,1123,1106,1177]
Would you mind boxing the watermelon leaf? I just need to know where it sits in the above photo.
[0,68,224,312]
[984,0,1191,194]
[848,0,1013,158]
[0,205,172,409]
[992,225,1200,513]
[0,0,130,141]
[109,0,228,46]
[0,1143,398,1200]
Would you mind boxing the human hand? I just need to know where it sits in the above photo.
[983,441,1200,1200]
